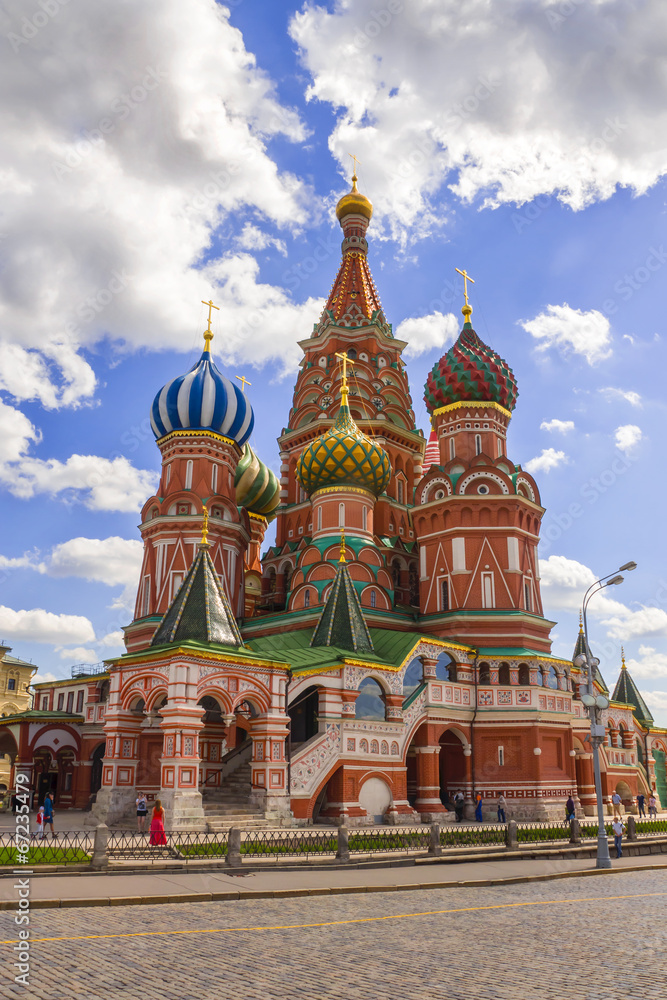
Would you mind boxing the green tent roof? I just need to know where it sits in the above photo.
[612,663,654,726]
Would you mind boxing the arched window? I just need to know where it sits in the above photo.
[617,723,626,748]
[304,589,310,608]
[397,479,404,504]
[370,590,376,608]
[535,667,544,686]
[435,652,452,681]
[475,434,482,455]
[165,464,171,486]
[392,559,401,589]
[449,437,455,460]
[441,579,449,612]
[362,506,367,531]
[346,347,357,360]
[546,665,559,689]
[211,463,218,494]
[498,662,511,685]
[339,503,345,527]
[518,663,530,686]
[356,677,385,720]
[478,662,491,684]
[185,460,193,490]
[403,657,422,696]
[317,506,322,531]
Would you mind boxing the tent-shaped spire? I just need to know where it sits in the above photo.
[310,533,373,653]
[152,508,243,648]
[572,614,609,693]
[612,648,654,726]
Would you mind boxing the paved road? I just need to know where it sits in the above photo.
[4,870,665,999]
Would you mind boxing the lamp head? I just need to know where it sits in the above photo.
[595,695,610,710]
[573,654,587,668]
[608,575,624,586]
[581,693,596,708]
[619,561,637,572]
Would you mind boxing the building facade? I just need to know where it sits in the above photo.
[2,175,666,825]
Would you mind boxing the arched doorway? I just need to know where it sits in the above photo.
[136,695,164,793]
[439,730,467,808]
[356,678,386,720]
[198,696,227,789]
[90,743,105,799]
[288,686,320,747]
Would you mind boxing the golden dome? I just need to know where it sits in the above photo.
[336,173,373,222]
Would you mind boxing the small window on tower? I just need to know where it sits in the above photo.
[441,580,449,612]
[76,690,84,714]
[7,678,16,691]
[185,460,193,490]
[449,438,456,460]
[397,480,404,504]
[304,590,310,608]
[524,581,532,613]
[475,434,482,455]
[370,591,376,608]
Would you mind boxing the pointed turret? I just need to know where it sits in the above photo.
[310,535,374,653]
[572,616,609,694]
[612,648,654,726]
[151,508,244,648]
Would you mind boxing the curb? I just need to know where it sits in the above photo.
[1,861,665,911]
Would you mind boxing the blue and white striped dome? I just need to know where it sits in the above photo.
[150,348,254,445]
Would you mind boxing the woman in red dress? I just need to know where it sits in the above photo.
[149,799,167,846]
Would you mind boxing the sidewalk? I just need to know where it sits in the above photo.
[1,850,665,910]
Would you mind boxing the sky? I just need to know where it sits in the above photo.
[1,0,666,725]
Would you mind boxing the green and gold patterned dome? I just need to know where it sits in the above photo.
[235,444,280,518]
[296,385,391,497]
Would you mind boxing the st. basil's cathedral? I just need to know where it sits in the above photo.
[2,174,666,827]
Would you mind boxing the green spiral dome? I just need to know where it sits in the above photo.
[296,392,391,497]
[234,445,280,517]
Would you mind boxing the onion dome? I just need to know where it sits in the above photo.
[235,444,280,518]
[336,172,373,223]
[423,428,440,468]
[296,381,391,497]
[424,324,518,414]
[150,318,254,445]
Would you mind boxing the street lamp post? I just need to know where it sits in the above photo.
[574,561,637,869]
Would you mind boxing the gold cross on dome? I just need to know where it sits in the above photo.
[201,504,209,547]
[235,375,252,393]
[201,298,219,349]
[334,350,349,389]
[455,268,475,308]
[348,153,361,188]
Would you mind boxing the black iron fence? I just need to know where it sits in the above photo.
[1,816,666,867]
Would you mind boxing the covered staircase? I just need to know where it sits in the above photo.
[202,761,272,831]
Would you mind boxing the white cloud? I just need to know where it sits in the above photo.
[0,452,158,512]
[395,310,459,359]
[97,630,125,650]
[525,448,568,475]
[602,607,667,642]
[624,646,667,680]
[58,647,99,665]
[600,387,642,407]
[290,0,667,244]
[236,223,287,257]
[0,0,314,401]
[540,418,575,434]
[31,671,58,686]
[643,690,667,712]
[539,555,628,618]
[614,424,643,455]
[0,400,41,464]
[521,305,612,365]
[48,537,142,588]
[0,606,95,645]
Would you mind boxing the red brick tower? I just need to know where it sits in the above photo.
[261,172,425,613]
[412,285,551,652]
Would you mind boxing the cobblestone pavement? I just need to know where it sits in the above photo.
[5,870,665,999]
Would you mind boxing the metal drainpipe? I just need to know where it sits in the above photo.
[469,650,479,801]
[285,671,292,807]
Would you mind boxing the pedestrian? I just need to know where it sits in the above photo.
[611,790,623,819]
[454,790,465,823]
[565,795,576,823]
[612,817,625,858]
[11,791,18,814]
[149,799,167,846]
[43,792,55,838]
[136,790,148,832]
[474,792,483,823]
[35,805,45,840]
[648,793,658,819]
[637,793,646,818]
[497,793,506,824]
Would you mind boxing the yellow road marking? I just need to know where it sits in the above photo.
[7,890,667,946]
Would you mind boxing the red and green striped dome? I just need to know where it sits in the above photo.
[424,325,518,413]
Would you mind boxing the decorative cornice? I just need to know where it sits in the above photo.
[431,400,512,419]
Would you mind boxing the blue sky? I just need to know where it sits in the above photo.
[1,0,666,724]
